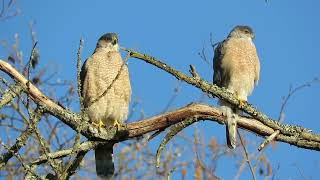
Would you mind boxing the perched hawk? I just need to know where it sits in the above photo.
[213,25,260,149]
[80,33,131,178]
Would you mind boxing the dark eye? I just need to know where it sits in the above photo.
[244,29,250,34]
[112,39,118,45]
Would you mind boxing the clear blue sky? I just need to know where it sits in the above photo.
[1,0,320,179]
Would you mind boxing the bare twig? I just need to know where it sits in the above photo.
[258,130,280,151]
[278,78,320,122]
[0,141,43,179]
[238,130,256,180]
[210,33,219,51]
[62,151,87,179]
[198,45,213,69]
[0,82,23,109]
[77,38,84,112]
[26,42,38,113]
[161,81,182,114]
[0,107,43,169]
[28,107,61,175]
[31,141,97,165]
[156,117,198,168]
[189,65,200,80]
[0,0,20,20]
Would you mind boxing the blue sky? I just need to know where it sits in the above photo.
[1,0,320,179]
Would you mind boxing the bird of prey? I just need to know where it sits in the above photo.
[213,25,260,149]
[80,33,131,178]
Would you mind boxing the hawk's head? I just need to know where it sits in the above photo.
[96,33,119,51]
[228,25,255,40]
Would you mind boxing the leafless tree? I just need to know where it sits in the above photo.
[0,2,319,179]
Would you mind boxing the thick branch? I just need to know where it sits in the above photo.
[32,102,320,167]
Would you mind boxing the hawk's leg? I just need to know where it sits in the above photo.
[238,99,246,108]
[235,92,247,108]
[113,119,124,130]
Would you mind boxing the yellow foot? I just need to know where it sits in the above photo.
[113,119,123,130]
[238,99,246,108]
[92,120,105,132]
[235,94,246,108]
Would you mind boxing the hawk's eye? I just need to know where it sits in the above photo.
[112,39,118,45]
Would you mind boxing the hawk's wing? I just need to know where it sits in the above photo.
[212,39,237,149]
[213,40,226,86]
[254,55,260,86]
[80,58,89,98]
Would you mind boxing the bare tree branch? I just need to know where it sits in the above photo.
[77,38,84,112]
[0,107,43,169]
[31,141,97,165]
[278,78,320,122]
[238,130,256,180]
[0,82,23,109]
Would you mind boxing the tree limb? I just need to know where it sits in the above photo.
[29,101,320,168]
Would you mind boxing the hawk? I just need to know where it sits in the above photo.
[80,33,131,178]
[213,25,260,149]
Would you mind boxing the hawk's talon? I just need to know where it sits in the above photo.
[92,120,105,132]
[238,99,246,108]
[113,119,122,130]
[235,93,246,108]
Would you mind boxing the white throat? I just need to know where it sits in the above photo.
[229,31,253,40]
[95,43,119,52]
